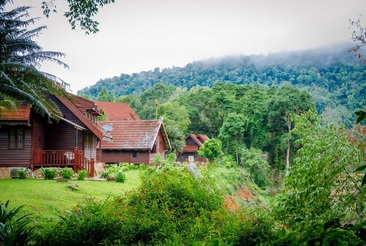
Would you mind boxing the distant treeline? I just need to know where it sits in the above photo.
[78,44,366,126]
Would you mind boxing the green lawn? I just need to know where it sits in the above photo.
[0,169,142,228]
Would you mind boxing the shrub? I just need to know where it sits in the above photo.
[37,199,124,245]
[77,170,88,180]
[152,153,163,165]
[99,169,111,178]
[240,147,270,188]
[40,167,276,245]
[217,154,236,168]
[139,164,148,170]
[115,171,126,183]
[40,168,57,180]
[17,168,27,179]
[0,200,35,245]
[60,168,73,179]
[165,152,177,164]
[198,138,222,162]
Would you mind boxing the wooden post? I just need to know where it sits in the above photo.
[90,158,95,177]
[73,147,78,171]
[37,148,42,164]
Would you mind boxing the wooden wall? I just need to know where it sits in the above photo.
[157,130,166,154]
[102,150,150,164]
[186,137,198,147]
[46,96,85,150]
[31,113,45,151]
[177,152,204,163]
[0,125,31,167]
[177,136,205,163]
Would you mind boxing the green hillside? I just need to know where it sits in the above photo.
[78,44,366,127]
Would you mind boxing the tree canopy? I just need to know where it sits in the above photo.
[41,0,115,34]
[79,46,366,126]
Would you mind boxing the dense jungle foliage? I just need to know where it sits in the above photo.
[78,44,366,127]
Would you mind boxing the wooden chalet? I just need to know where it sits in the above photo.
[177,134,210,163]
[100,119,171,165]
[0,95,106,178]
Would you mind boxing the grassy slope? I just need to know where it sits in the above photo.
[0,166,269,230]
[0,170,142,227]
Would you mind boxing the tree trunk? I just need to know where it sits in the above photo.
[285,114,291,175]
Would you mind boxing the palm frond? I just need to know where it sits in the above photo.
[0,1,69,117]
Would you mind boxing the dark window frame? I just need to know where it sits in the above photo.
[8,127,25,149]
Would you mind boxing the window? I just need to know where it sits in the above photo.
[9,127,24,149]
[132,152,137,158]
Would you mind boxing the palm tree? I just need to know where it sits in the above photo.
[0,0,69,118]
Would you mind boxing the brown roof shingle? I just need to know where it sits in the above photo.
[100,120,169,150]
[0,104,31,122]
[185,134,210,147]
[95,101,140,121]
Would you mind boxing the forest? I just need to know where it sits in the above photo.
[65,45,366,244]
[78,43,366,127]
[1,0,366,244]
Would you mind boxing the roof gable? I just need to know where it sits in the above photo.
[185,134,209,146]
[73,96,103,115]
[54,95,103,140]
[182,134,210,152]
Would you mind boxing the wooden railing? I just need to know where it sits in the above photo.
[73,148,95,177]
[31,147,95,177]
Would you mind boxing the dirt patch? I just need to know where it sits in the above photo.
[224,186,256,212]
[237,187,256,201]
[224,196,240,212]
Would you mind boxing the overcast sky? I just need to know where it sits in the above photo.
[11,0,366,93]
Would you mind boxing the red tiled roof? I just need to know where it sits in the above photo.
[72,95,102,115]
[197,134,209,142]
[56,95,103,140]
[183,145,199,152]
[0,104,31,122]
[185,134,210,147]
[100,120,169,150]
[95,101,140,121]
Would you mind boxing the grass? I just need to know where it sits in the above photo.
[0,169,142,228]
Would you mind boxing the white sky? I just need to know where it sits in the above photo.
[10,0,366,93]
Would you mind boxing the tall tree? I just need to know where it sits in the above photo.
[219,112,248,164]
[275,111,365,243]
[97,86,114,102]
[0,1,69,117]
[157,101,190,153]
[179,86,219,136]
[267,85,315,169]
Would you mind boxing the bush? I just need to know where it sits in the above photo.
[40,168,57,180]
[217,155,236,168]
[17,168,27,179]
[115,171,126,183]
[165,152,177,164]
[39,166,281,245]
[0,200,35,245]
[37,199,124,246]
[138,164,148,170]
[240,147,270,189]
[77,170,88,180]
[60,168,73,179]
[99,169,111,178]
